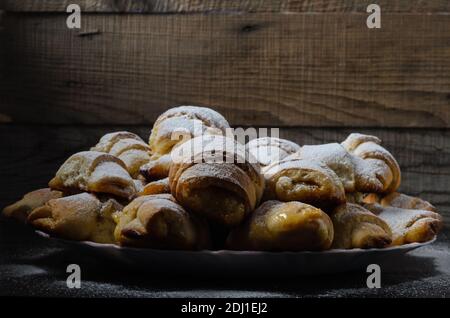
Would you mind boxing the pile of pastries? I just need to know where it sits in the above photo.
[2,106,443,251]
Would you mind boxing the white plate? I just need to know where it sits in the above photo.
[35,231,436,276]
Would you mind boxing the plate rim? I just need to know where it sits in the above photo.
[34,230,437,256]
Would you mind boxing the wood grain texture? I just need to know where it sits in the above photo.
[1,125,449,224]
[4,0,450,13]
[1,13,450,127]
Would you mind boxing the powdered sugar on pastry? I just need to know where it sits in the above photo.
[290,141,395,193]
[381,192,436,211]
[364,203,442,245]
[28,193,122,243]
[169,135,264,227]
[342,133,401,193]
[154,105,230,132]
[114,194,210,249]
[91,131,145,153]
[49,151,137,199]
[246,137,301,167]
[92,132,151,178]
[2,188,64,222]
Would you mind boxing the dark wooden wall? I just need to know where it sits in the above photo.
[1,1,449,224]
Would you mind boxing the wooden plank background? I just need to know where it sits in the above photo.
[0,1,449,224]
[1,12,450,126]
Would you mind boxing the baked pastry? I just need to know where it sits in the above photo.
[2,188,63,222]
[139,178,171,196]
[380,192,436,212]
[342,133,401,193]
[331,203,392,249]
[114,194,210,249]
[263,157,346,211]
[356,192,436,211]
[142,106,231,181]
[28,193,122,243]
[49,151,137,199]
[246,137,301,168]
[91,131,144,153]
[364,203,442,246]
[91,131,151,178]
[150,105,230,156]
[227,200,333,251]
[294,142,396,194]
[169,135,265,227]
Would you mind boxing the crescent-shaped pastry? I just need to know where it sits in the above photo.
[380,192,436,212]
[91,131,145,153]
[246,137,301,168]
[331,203,392,249]
[2,188,63,223]
[294,142,394,194]
[263,157,346,211]
[169,134,264,227]
[28,193,122,243]
[342,133,401,193]
[91,131,151,178]
[149,105,230,157]
[152,105,230,139]
[48,151,137,199]
[114,194,210,249]
[364,203,442,246]
[143,106,231,181]
[227,200,334,251]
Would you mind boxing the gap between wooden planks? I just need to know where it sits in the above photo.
[4,0,450,14]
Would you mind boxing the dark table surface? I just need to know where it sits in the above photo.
[1,217,449,298]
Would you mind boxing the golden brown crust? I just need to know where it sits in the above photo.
[28,193,122,243]
[91,132,151,178]
[380,192,436,212]
[49,151,137,199]
[2,188,63,223]
[363,203,442,246]
[246,137,301,168]
[114,194,210,249]
[342,133,401,193]
[331,203,392,249]
[169,135,264,227]
[139,178,171,196]
[227,200,334,251]
[263,157,346,211]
